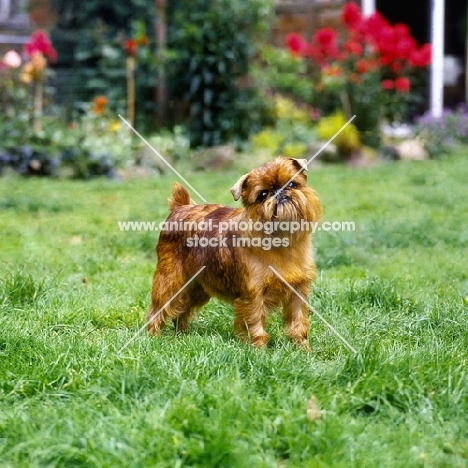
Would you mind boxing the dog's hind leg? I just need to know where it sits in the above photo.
[147,266,211,336]
[172,284,210,333]
[147,268,181,335]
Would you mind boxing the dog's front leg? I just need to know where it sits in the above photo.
[233,297,269,347]
[283,282,311,349]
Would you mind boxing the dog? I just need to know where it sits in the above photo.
[147,157,322,347]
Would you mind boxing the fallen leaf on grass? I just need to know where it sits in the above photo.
[307,396,322,421]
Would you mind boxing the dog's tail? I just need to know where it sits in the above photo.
[168,182,194,211]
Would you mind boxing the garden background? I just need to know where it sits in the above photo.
[1,1,468,466]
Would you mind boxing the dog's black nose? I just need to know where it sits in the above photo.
[276,193,289,204]
[274,187,290,204]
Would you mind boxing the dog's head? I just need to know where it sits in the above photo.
[230,158,322,224]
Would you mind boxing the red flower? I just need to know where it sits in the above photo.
[361,12,389,39]
[394,76,410,92]
[343,40,363,56]
[409,43,432,67]
[355,58,368,74]
[124,39,137,56]
[286,33,307,57]
[310,28,339,63]
[366,58,379,71]
[24,30,57,62]
[390,61,402,73]
[381,79,394,90]
[374,26,395,52]
[315,28,336,47]
[342,2,362,30]
[393,23,410,38]
[394,37,417,60]
[379,55,392,66]
[419,43,432,66]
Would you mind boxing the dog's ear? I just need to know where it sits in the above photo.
[289,158,309,173]
[230,173,249,201]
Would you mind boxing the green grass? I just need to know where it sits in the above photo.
[1,152,467,467]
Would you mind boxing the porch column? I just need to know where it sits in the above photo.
[430,0,444,117]
[361,0,375,17]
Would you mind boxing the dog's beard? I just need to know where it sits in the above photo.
[260,189,315,223]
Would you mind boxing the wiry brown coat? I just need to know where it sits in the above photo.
[147,158,322,347]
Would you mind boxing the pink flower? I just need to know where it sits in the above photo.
[310,107,320,120]
[24,30,57,62]
[2,50,22,68]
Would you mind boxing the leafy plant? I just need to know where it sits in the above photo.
[285,1,431,146]
[250,95,318,157]
[414,104,468,157]
[0,98,128,179]
[316,111,361,156]
[69,21,156,131]
[166,0,273,147]
[50,1,157,130]
[251,44,315,103]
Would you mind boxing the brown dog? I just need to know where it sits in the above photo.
[147,157,322,347]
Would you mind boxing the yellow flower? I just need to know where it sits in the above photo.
[110,120,121,132]
[19,52,47,83]
[30,51,46,73]
[19,62,34,84]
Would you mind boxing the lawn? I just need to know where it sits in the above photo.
[0,151,467,467]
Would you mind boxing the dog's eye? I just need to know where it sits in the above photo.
[287,181,297,189]
[256,190,269,202]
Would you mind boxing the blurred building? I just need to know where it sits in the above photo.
[1,0,57,51]
[0,0,29,54]
[1,0,466,109]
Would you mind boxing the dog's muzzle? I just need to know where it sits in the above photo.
[274,189,289,205]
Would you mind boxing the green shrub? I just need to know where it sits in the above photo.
[251,44,315,104]
[166,0,273,147]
